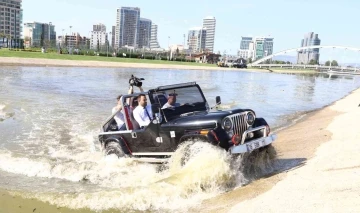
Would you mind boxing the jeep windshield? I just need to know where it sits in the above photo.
[150,83,208,121]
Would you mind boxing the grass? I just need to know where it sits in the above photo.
[0,49,216,67]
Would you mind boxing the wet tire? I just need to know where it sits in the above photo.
[105,141,125,158]
[240,144,277,179]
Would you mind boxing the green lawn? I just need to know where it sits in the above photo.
[0,49,216,67]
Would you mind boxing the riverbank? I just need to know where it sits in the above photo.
[198,87,360,213]
[0,56,320,74]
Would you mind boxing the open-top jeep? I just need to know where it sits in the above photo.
[99,81,276,163]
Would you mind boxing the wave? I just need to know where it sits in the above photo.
[3,142,247,212]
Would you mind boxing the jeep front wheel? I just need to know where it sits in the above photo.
[105,141,125,158]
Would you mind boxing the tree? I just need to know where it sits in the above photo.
[247,58,252,64]
[309,59,317,65]
[40,33,44,47]
[44,40,50,49]
[0,32,5,47]
[176,47,179,56]
[331,60,338,66]
[96,39,100,52]
[325,60,338,66]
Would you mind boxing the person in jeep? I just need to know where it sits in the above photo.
[133,94,153,128]
[99,76,277,163]
[112,85,144,130]
[161,93,180,109]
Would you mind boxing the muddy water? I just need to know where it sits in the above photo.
[0,66,359,212]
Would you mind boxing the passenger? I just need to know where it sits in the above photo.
[112,85,143,130]
[161,93,180,109]
[112,94,127,130]
[133,94,153,128]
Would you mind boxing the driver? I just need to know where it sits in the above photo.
[161,93,180,109]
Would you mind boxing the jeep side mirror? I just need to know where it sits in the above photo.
[216,96,221,105]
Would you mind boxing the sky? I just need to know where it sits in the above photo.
[22,0,360,62]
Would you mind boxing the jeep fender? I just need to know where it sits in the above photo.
[104,137,132,155]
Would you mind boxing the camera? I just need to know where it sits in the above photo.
[129,75,144,87]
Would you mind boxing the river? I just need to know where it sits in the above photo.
[0,66,359,212]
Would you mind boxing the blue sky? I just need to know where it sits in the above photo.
[23,0,360,62]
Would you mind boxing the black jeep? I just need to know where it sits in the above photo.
[99,81,276,163]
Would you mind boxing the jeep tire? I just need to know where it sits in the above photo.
[105,141,125,158]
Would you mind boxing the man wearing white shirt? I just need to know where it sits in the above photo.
[133,94,153,128]
[161,93,180,109]
[112,85,144,130]
[112,94,127,130]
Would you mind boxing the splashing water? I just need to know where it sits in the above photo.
[6,141,250,212]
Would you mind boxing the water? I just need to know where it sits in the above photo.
[0,66,359,212]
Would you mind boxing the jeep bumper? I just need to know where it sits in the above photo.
[228,134,277,154]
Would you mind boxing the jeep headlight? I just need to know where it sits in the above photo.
[222,117,233,131]
[246,112,255,126]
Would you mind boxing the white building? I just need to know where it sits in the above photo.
[187,27,207,53]
[238,36,274,61]
[149,23,160,49]
[90,23,108,50]
[253,37,273,60]
[238,42,254,60]
[202,16,216,53]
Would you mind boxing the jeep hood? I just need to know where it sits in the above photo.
[161,109,247,128]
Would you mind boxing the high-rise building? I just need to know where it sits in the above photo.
[253,37,274,60]
[23,22,56,48]
[297,32,321,64]
[93,23,106,32]
[202,16,216,52]
[240,37,253,50]
[0,0,23,47]
[237,36,273,61]
[238,37,254,60]
[90,23,107,50]
[111,26,115,48]
[187,27,206,53]
[149,23,160,49]
[63,33,89,49]
[138,18,151,48]
[115,7,140,48]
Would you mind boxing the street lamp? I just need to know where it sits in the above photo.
[62,29,65,48]
[168,36,170,60]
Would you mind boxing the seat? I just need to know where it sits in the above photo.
[154,94,167,107]
[130,111,140,130]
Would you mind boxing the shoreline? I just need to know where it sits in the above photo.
[0,56,319,73]
[198,87,360,213]
[1,88,359,212]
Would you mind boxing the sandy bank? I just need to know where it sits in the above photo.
[0,57,252,72]
[217,88,360,213]
[0,57,316,74]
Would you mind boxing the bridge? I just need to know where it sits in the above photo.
[249,45,360,66]
[248,45,360,75]
[250,64,359,73]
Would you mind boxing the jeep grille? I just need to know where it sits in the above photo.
[228,112,249,136]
